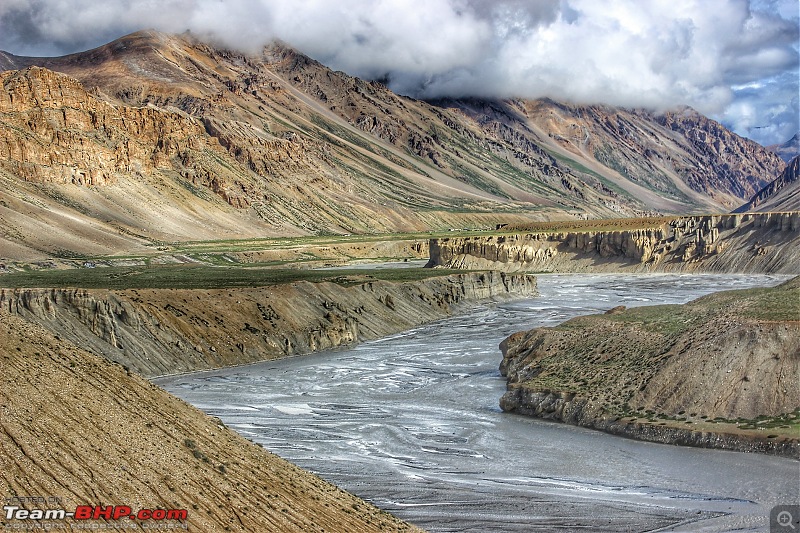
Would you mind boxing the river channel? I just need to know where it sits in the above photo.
[157,274,799,532]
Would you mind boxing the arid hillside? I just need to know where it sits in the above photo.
[0,310,421,532]
[0,31,786,261]
[499,276,800,455]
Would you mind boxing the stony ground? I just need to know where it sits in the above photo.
[0,310,422,532]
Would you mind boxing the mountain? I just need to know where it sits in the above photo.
[0,31,786,260]
[734,156,800,213]
[768,133,800,163]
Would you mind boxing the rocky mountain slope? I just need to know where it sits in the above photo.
[471,99,781,209]
[0,271,536,377]
[735,156,800,213]
[427,212,800,274]
[769,133,800,163]
[0,310,421,532]
[499,277,800,456]
[0,31,786,261]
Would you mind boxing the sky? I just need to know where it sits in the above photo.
[0,0,797,147]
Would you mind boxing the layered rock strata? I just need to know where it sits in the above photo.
[428,212,800,274]
[0,272,536,377]
[0,66,252,205]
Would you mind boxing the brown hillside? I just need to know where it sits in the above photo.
[735,156,800,213]
[0,310,421,532]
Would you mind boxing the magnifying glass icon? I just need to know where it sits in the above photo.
[778,511,796,530]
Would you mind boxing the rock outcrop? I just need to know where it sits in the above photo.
[428,212,800,274]
[0,66,251,203]
[499,277,800,456]
[0,272,536,377]
[655,108,783,202]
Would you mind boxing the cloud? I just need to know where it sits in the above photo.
[0,0,797,146]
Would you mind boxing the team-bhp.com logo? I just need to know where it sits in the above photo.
[5,506,187,521]
[4,500,188,530]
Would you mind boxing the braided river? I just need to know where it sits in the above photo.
[157,274,799,532]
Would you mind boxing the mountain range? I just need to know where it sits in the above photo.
[0,30,790,261]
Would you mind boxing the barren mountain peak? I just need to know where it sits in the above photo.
[769,132,800,163]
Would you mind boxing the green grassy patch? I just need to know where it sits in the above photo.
[622,408,800,441]
[688,283,800,322]
[566,304,701,336]
[731,409,800,432]
[0,265,468,290]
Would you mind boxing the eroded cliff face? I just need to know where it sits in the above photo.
[0,272,536,377]
[428,212,800,274]
[0,66,257,206]
[498,277,800,456]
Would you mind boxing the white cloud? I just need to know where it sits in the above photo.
[0,0,796,145]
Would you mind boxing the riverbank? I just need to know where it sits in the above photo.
[499,276,800,457]
[0,270,535,531]
[0,271,537,377]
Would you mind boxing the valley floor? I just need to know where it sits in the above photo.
[1,223,797,533]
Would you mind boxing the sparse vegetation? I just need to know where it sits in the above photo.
[501,276,800,448]
[504,216,676,234]
[0,264,467,289]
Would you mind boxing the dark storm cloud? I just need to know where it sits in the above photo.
[0,0,797,146]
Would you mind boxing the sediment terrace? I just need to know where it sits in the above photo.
[427,212,800,274]
[0,272,536,377]
[499,277,800,456]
